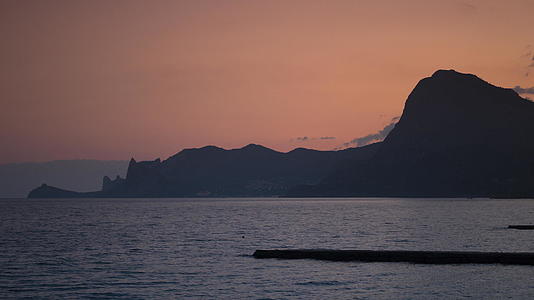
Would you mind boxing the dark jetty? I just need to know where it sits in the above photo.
[253,249,534,265]
[508,225,534,230]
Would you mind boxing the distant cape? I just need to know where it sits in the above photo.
[28,70,534,198]
[0,160,127,198]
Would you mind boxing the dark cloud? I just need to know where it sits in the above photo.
[336,117,399,149]
[293,136,336,142]
[513,86,534,94]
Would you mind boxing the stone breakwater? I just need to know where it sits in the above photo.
[253,249,534,265]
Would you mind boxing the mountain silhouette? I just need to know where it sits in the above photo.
[28,69,534,198]
[28,143,378,198]
[288,70,534,197]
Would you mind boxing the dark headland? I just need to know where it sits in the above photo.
[28,70,534,199]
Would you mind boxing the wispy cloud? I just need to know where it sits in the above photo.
[514,86,534,94]
[336,117,399,149]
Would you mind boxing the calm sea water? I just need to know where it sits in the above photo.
[2,198,534,299]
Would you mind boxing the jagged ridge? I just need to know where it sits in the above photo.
[28,143,379,198]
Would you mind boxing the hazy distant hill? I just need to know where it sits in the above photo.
[289,70,534,197]
[0,160,127,198]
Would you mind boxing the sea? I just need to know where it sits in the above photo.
[2,198,534,299]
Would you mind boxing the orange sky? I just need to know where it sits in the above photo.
[1,0,533,164]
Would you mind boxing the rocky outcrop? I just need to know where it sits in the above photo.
[288,70,534,197]
[102,175,125,192]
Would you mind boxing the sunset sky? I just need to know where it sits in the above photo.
[1,0,533,164]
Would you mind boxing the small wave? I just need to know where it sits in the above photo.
[296,280,346,286]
